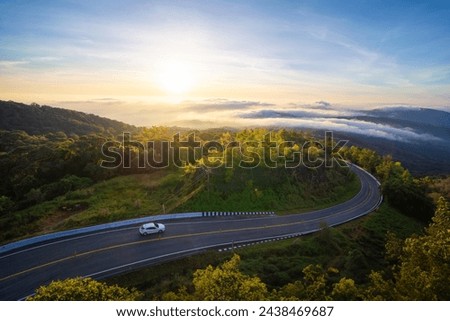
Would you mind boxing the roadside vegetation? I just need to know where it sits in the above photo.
[342,146,435,222]
[0,103,447,300]
[37,197,447,301]
[1,169,186,242]
[107,201,427,299]
[106,141,447,301]
[28,277,142,301]
[178,165,359,214]
[0,127,361,244]
[167,197,449,301]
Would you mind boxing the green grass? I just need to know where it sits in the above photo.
[107,203,425,298]
[59,170,183,228]
[0,168,191,243]
[0,164,360,243]
[177,166,360,214]
[0,164,359,244]
[277,177,360,214]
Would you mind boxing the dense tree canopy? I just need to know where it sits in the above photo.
[386,197,450,300]
[342,146,435,222]
[162,254,268,300]
[28,277,142,301]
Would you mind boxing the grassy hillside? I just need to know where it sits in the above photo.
[0,162,359,244]
[0,169,188,242]
[178,165,360,214]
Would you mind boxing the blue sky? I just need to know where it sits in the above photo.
[0,0,449,126]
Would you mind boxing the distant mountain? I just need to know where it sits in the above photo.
[363,107,450,129]
[0,100,137,136]
[331,130,449,175]
[337,107,450,175]
[238,105,450,175]
[352,107,450,142]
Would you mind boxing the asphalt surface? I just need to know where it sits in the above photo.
[0,164,381,300]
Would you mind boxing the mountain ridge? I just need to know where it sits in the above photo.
[364,106,450,128]
[0,100,137,136]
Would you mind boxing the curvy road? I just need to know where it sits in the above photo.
[0,164,381,300]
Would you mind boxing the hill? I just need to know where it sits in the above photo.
[0,126,361,244]
[343,107,450,175]
[0,100,137,136]
[240,106,450,175]
[363,107,450,129]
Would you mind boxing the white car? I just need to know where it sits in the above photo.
[139,222,166,235]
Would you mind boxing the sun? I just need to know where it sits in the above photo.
[156,60,196,95]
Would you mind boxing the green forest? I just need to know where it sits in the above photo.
[1,102,448,300]
[0,125,363,243]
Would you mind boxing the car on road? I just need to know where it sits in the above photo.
[139,222,166,235]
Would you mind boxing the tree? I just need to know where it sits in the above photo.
[331,277,360,300]
[391,197,450,300]
[277,265,330,300]
[363,271,394,301]
[163,254,268,300]
[372,155,435,222]
[364,197,450,300]
[28,277,142,301]
[192,254,268,300]
[0,195,14,214]
[300,264,330,300]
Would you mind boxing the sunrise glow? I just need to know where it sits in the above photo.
[156,60,197,96]
[0,0,449,126]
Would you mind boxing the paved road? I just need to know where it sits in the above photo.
[0,164,381,300]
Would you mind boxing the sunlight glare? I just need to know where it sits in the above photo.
[156,60,196,95]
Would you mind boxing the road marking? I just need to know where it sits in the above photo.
[0,165,374,261]
[0,189,376,283]
[0,226,139,260]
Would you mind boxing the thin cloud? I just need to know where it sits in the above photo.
[0,60,29,67]
[241,106,356,119]
[183,99,274,112]
[315,101,331,108]
[0,60,30,72]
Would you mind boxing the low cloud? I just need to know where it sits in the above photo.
[237,112,441,142]
[241,106,357,119]
[183,99,274,112]
[315,100,331,108]
[49,97,444,143]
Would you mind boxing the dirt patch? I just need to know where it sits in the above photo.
[129,169,170,188]
[37,211,76,233]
